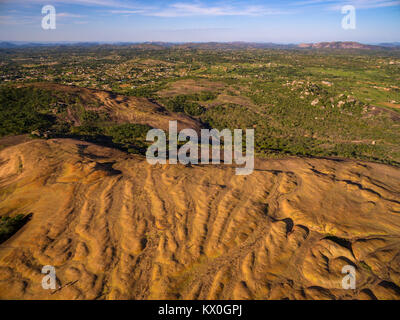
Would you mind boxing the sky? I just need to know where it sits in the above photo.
[0,0,399,43]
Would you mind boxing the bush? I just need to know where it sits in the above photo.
[184,102,205,116]
[80,110,100,125]
[198,91,217,101]
[164,95,187,113]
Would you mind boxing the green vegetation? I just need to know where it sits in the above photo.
[105,123,152,154]
[69,122,153,155]
[0,87,55,136]
[0,45,399,165]
[0,86,154,155]
[0,214,28,244]
[163,95,206,116]
[359,261,373,273]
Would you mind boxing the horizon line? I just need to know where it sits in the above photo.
[1,40,400,45]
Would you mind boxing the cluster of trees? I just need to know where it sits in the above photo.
[0,87,56,137]
[163,95,206,116]
[105,123,152,154]
[70,123,152,155]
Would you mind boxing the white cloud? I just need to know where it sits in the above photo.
[295,0,400,10]
[9,0,146,10]
[109,10,144,14]
[0,15,38,25]
[343,0,400,9]
[57,12,86,18]
[145,3,289,17]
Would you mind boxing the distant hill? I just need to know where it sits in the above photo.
[0,42,18,49]
[378,42,400,48]
[0,41,295,50]
[297,41,383,49]
[170,42,296,49]
[1,41,397,50]
[0,41,101,49]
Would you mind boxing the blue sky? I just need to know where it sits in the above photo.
[0,0,399,43]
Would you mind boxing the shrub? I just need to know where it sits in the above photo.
[198,91,217,101]
[184,102,205,116]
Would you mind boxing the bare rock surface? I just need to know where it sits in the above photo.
[0,139,399,300]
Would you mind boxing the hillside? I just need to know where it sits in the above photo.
[20,83,203,133]
[298,42,380,49]
[0,41,394,50]
[0,139,399,299]
[0,83,203,155]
